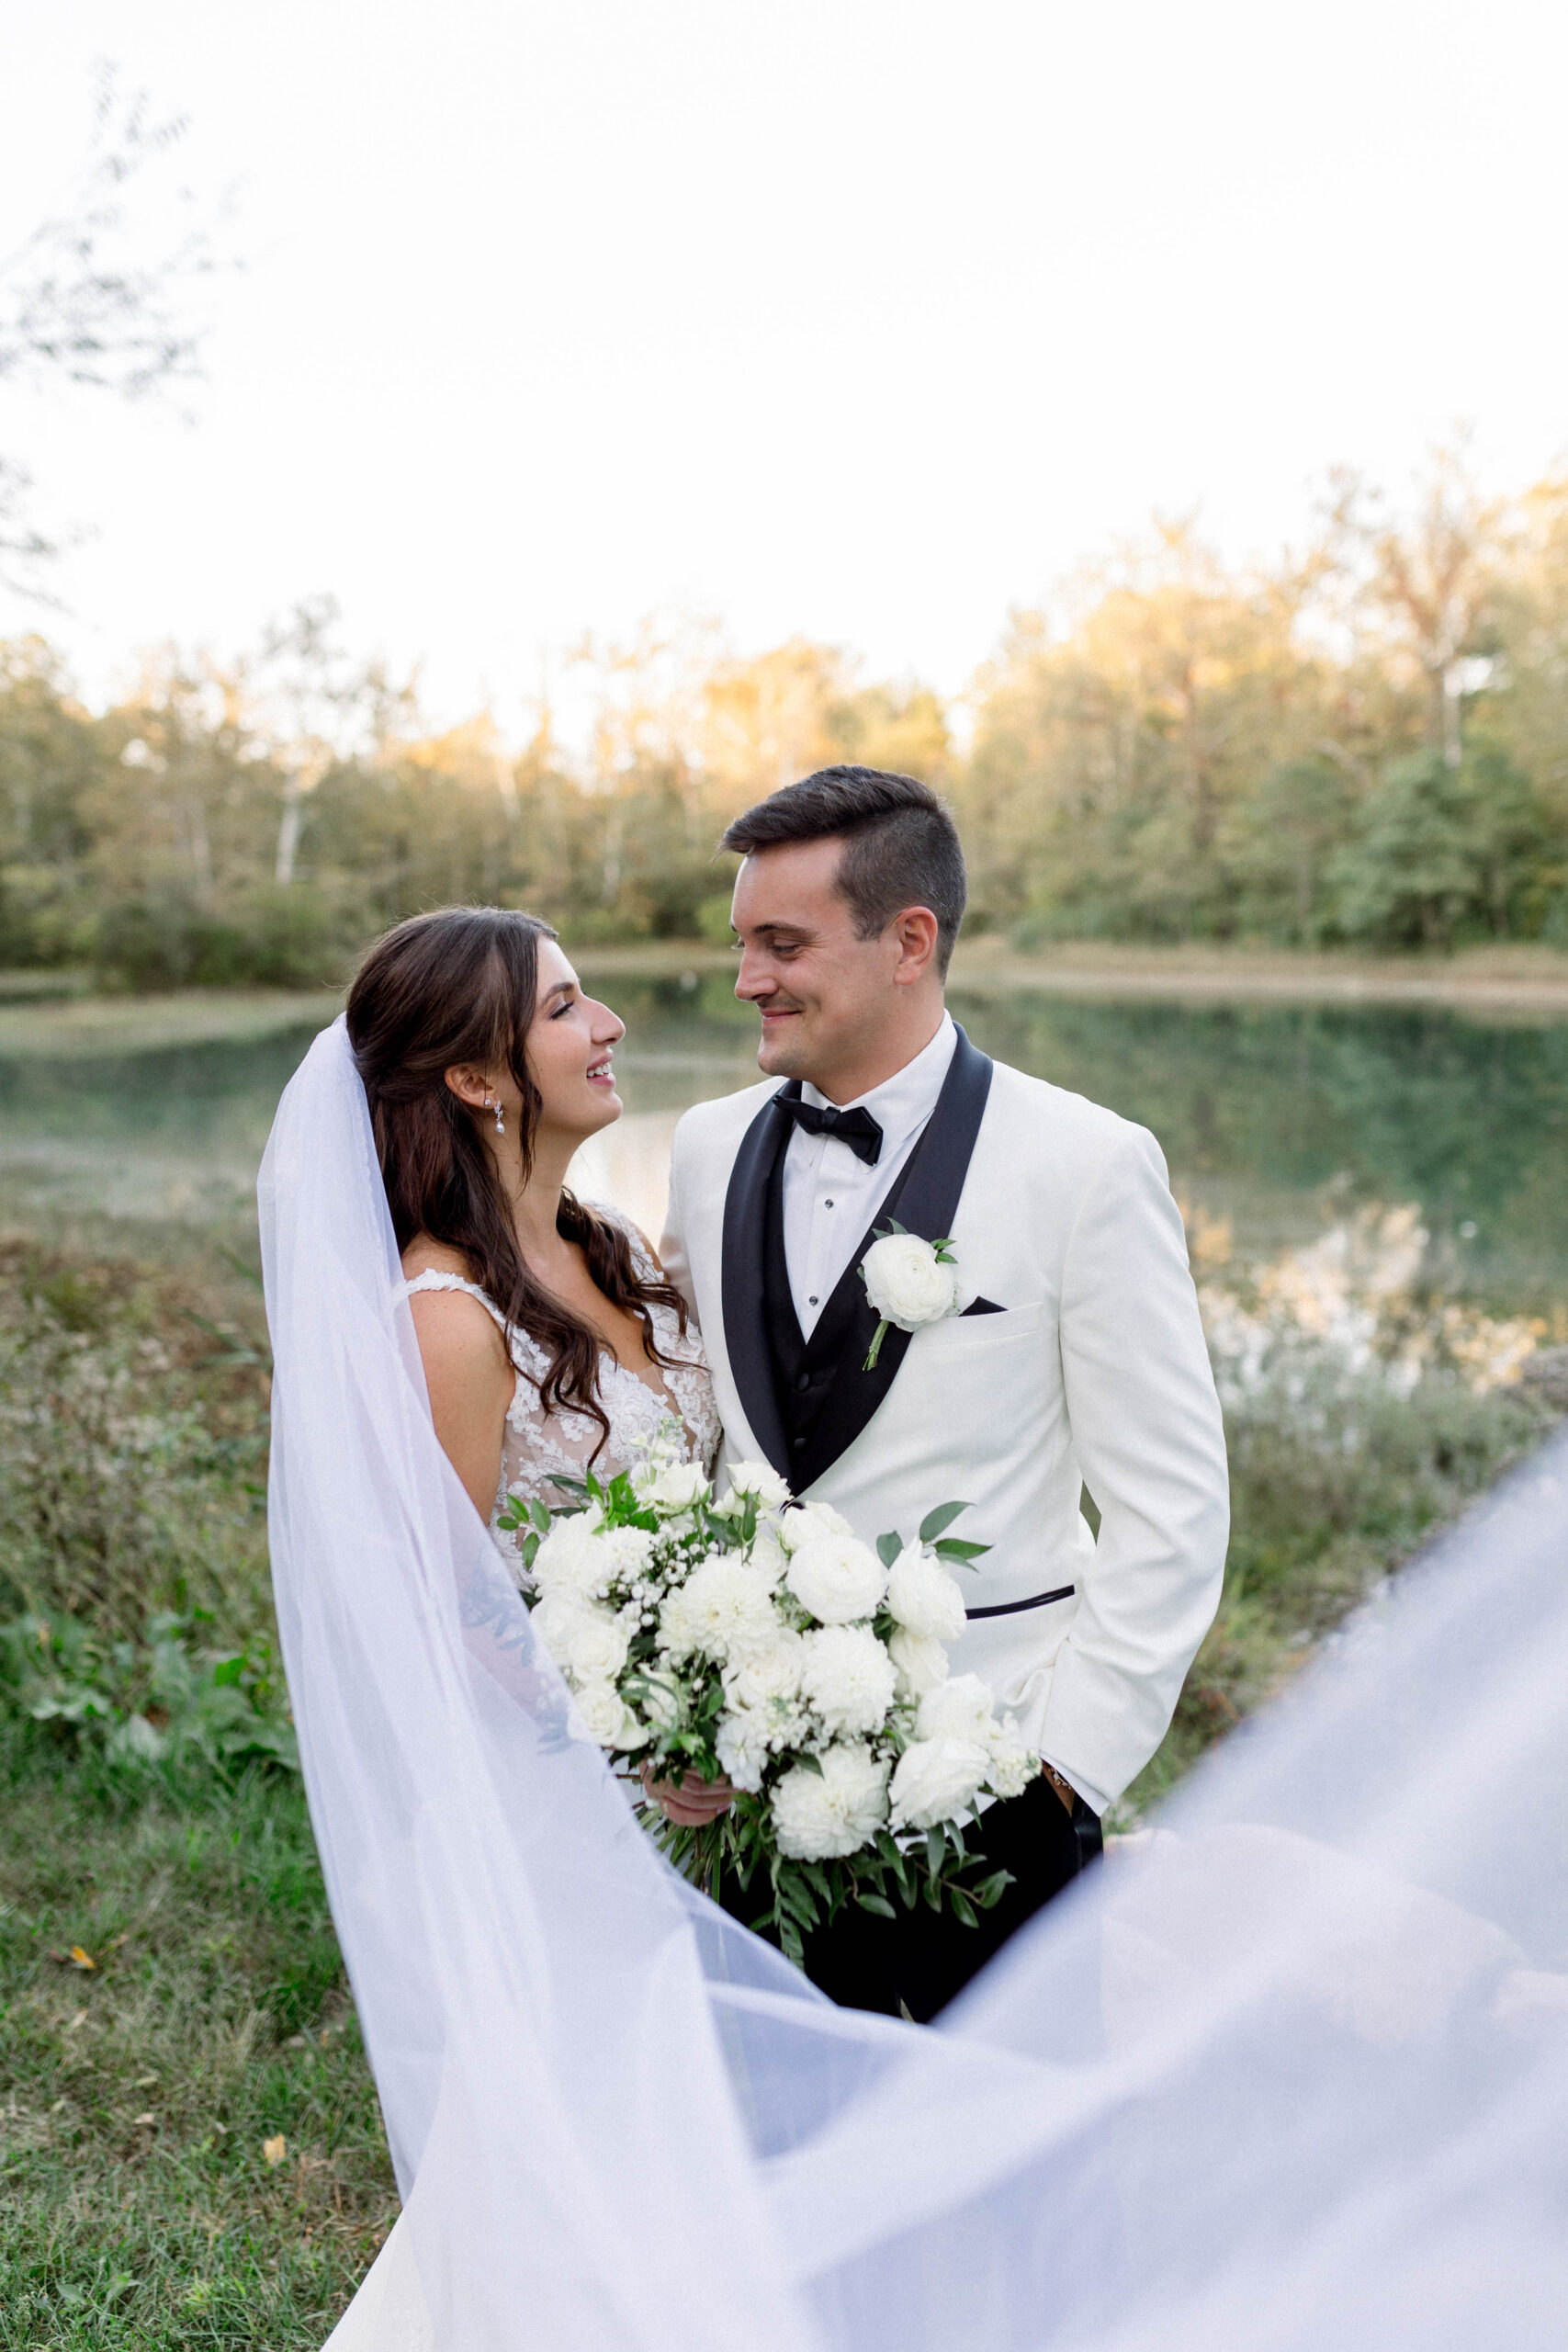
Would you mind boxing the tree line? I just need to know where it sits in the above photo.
[3,451,1566,990]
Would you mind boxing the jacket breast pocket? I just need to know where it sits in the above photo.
[909,1299,1049,1361]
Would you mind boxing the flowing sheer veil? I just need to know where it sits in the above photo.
[261,1016,1568,2352]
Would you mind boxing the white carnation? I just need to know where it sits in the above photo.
[659,1556,784,1666]
[798,1624,898,1737]
[723,1635,805,1716]
[532,1596,631,1687]
[531,1516,612,1600]
[884,1545,967,1641]
[886,1624,951,1700]
[639,1460,711,1514]
[776,1499,854,1555]
[987,1724,1039,1798]
[861,1232,960,1331]
[572,1679,647,1750]
[784,1533,888,1625]
[715,1709,772,1793]
[716,1460,792,1512]
[916,1672,998,1746]
[593,1523,657,1582]
[771,1743,889,1861]
[888,1736,990,1830]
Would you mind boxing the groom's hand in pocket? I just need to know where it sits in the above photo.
[640,1761,735,1825]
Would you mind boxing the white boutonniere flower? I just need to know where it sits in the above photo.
[859,1220,964,1370]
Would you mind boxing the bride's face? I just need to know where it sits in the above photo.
[519,942,626,1147]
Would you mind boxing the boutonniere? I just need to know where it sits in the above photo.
[860,1221,964,1370]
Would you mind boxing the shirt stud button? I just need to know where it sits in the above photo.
[807,1295,818,1306]
[824,1199,834,1208]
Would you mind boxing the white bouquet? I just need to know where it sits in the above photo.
[498,1433,1040,1963]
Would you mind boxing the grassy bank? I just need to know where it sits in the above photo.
[0,1228,1562,2344]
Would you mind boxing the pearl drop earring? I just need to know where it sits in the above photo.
[491,1095,505,1136]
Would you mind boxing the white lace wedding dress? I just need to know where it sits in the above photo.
[400,1216,723,1566]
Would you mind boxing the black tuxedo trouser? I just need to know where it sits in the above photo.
[722,1776,1102,2023]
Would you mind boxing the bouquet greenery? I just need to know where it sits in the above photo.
[499,1434,1039,1964]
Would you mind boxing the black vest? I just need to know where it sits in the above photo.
[761,1129,924,1471]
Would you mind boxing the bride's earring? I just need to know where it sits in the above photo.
[489,1094,505,1136]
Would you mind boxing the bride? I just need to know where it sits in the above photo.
[261,910,1568,2352]
[346,902,735,1832]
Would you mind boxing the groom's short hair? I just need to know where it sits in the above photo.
[720,765,967,974]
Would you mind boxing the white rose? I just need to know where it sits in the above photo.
[884,1545,967,1641]
[716,1460,792,1512]
[798,1624,898,1737]
[531,1516,612,1600]
[771,1743,889,1861]
[987,1724,1039,1799]
[861,1232,960,1332]
[659,1556,784,1666]
[572,1679,646,1751]
[714,1709,772,1794]
[886,1624,951,1700]
[784,1533,888,1625]
[776,1500,854,1555]
[916,1672,997,1746]
[533,1596,631,1686]
[888,1736,990,1831]
[640,1460,710,1514]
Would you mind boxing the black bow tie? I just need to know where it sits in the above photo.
[773,1094,885,1166]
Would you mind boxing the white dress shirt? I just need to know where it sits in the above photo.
[783,1014,957,1340]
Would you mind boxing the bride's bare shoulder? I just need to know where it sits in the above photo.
[400,1235,476,1283]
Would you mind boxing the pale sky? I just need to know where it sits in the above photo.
[3,1,1566,736]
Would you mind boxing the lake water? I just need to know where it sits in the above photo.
[3,975,1565,1338]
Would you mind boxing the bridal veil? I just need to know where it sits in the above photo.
[260,1017,1568,2350]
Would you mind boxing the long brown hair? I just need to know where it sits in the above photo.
[346,906,688,1458]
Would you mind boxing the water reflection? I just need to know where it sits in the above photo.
[2,981,1564,1327]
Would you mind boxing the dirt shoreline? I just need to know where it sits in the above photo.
[2,944,1567,1057]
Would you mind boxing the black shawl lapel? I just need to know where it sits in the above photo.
[794,1025,994,1491]
[719,1086,795,1476]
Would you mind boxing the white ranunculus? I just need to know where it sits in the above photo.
[776,1499,855,1555]
[532,1596,631,1687]
[798,1624,898,1737]
[861,1232,961,1332]
[884,1545,967,1641]
[784,1533,888,1625]
[987,1724,1039,1798]
[888,1736,990,1830]
[716,1460,792,1512]
[639,1459,711,1514]
[658,1556,784,1666]
[572,1679,646,1751]
[886,1624,951,1700]
[530,1516,612,1600]
[915,1671,998,1746]
[715,1709,772,1793]
[771,1743,889,1861]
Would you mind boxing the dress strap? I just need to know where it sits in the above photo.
[399,1270,508,1332]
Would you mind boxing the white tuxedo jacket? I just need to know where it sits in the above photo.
[660,1028,1229,1814]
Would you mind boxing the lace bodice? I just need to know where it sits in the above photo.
[400,1215,721,1578]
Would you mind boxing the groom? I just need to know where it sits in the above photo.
[660,766,1229,2018]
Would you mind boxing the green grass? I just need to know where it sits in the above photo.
[0,1228,1561,2335]
[0,1730,393,2350]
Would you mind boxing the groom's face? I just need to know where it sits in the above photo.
[730,837,915,1097]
